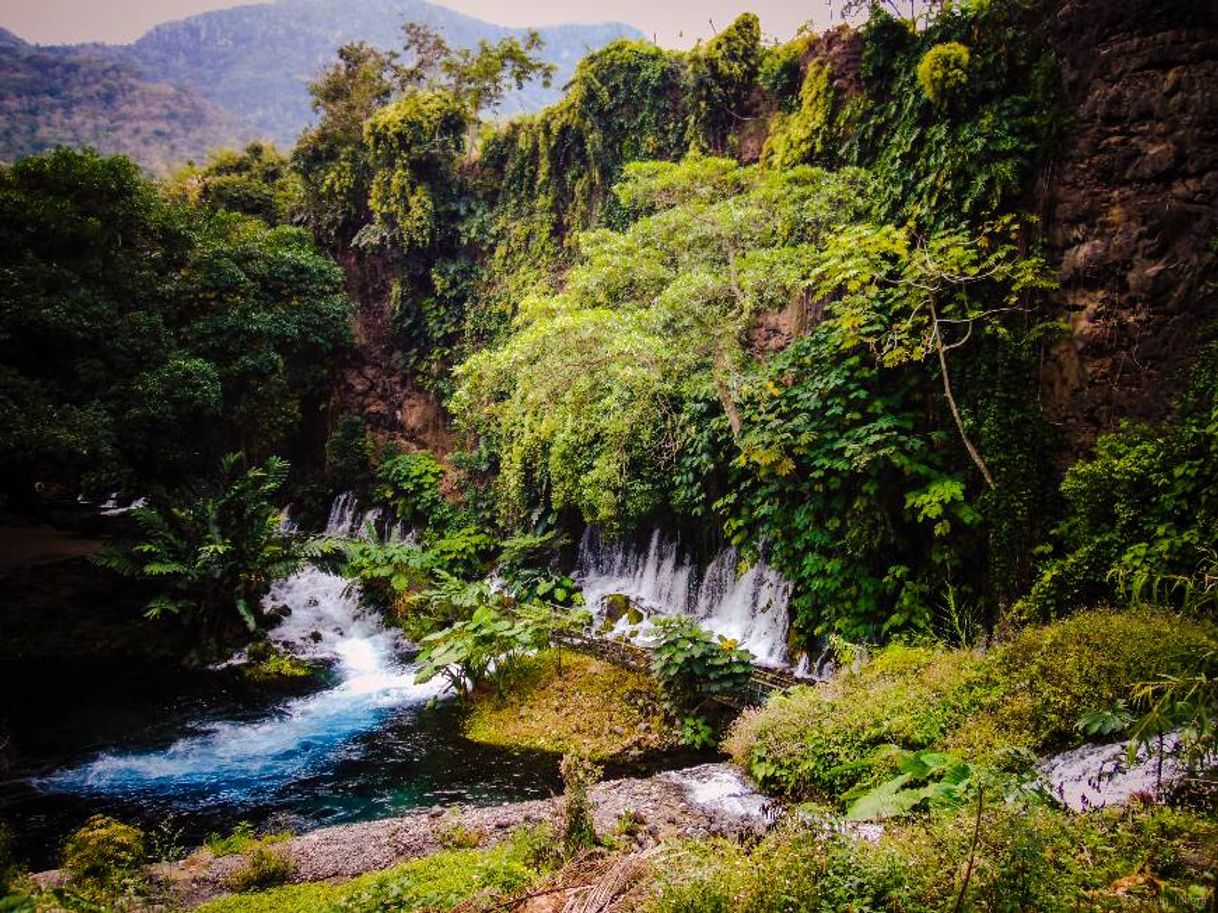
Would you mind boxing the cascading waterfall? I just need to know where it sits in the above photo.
[39,496,442,801]
[576,529,794,668]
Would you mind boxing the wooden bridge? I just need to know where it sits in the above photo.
[556,633,804,706]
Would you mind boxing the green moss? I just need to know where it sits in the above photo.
[464,650,673,760]
[726,610,1218,802]
[195,828,557,913]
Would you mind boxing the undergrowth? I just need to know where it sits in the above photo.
[726,609,1217,802]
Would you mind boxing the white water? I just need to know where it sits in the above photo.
[40,496,443,800]
[1038,733,1183,812]
[576,529,793,667]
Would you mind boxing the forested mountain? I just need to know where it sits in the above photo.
[121,0,640,146]
[0,0,640,170]
[0,29,248,174]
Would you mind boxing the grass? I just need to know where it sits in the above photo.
[725,608,1218,802]
[194,826,558,913]
[464,649,675,760]
[205,822,291,858]
[642,803,1218,913]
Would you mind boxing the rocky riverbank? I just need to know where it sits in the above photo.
[30,764,771,909]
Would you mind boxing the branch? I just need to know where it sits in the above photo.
[930,297,995,490]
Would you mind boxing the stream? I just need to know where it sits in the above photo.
[2,509,799,869]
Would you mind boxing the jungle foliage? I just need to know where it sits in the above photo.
[0,148,351,506]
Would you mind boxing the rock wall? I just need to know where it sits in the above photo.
[1041,0,1218,455]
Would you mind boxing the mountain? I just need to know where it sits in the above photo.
[0,29,249,175]
[0,1,639,171]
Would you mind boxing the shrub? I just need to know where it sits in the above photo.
[916,41,970,105]
[560,754,602,858]
[62,815,147,904]
[726,610,1218,803]
[376,450,449,530]
[644,803,1218,913]
[650,616,755,717]
[226,845,294,892]
[725,644,982,799]
[953,609,1217,756]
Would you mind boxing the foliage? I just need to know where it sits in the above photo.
[844,749,976,820]
[916,41,971,105]
[1021,349,1218,619]
[845,5,1061,227]
[61,816,147,908]
[455,157,869,533]
[0,148,350,504]
[684,14,762,154]
[195,828,559,913]
[326,415,375,492]
[171,142,303,225]
[725,610,1217,803]
[95,454,312,641]
[650,616,755,721]
[206,822,291,858]
[375,450,449,530]
[761,60,854,169]
[643,803,1218,913]
[559,754,601,857]
[413,602,590,696]
[1128,648,1218,775]
[226,846,294,893]
[757,37,810,112]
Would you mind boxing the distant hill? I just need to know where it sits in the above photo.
[0,28,248,175]
[0,1,641,172]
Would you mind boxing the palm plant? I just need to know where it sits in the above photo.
[97,453,315,641]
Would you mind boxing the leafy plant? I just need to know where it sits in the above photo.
[413,602,590,696]
[226,845,294,892]
[650,616,755,723]
[95,454,319,644]
[61,816,147,908]
[844,749,975,820]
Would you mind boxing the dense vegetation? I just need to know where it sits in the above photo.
[2,0,1216,910]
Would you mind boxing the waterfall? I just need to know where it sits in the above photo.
[39,496,442,801]
[576,529,793,668]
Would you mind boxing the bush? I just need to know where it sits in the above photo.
[726,610,1218,802]
[916,41,970,105]
[226,845,294,892]
[650,616,755,715]
[560,754,602,858]
[62,815,147,904]
[376,450,449,530]
[725,644,982,799]
[1020,351,1218,620]
[644,803,1218,913]
[952,609,1216,756]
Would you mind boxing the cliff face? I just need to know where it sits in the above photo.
[1041,0,1218,454]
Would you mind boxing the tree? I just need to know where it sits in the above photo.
[0,148,351,505]
[453,156,871,530]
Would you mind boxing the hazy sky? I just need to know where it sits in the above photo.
[0,0,836,48]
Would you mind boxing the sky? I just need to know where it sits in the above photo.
[0,0,838,48]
